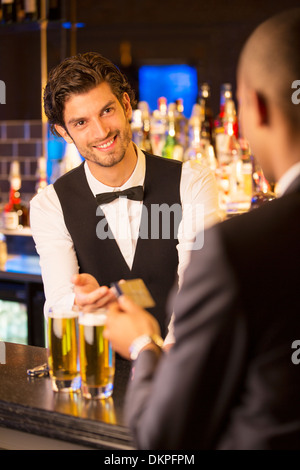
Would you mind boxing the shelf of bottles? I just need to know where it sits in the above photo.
[131,83,275,216]
[0,0,61,25]
[0,0,74,233]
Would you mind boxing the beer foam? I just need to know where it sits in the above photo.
[48,309,79,319]
[79,313,107,326]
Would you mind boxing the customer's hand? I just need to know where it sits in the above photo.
[72,273,116,309]
[104,295,161,360]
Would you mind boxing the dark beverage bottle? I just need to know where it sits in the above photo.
[48,0,60,20]
[1,0,16,23]
[198,83,213,145]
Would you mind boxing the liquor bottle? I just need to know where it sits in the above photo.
[150,97,168,156]
[227,139,245,205]
[24,0,37,21]
[15,0,25,22]
[207,144,218,172]
[3,161,29,230]
[216,98,239,166]
[251,159,276,209]
[215,83,232,124]
[198,83,213,146]
[131,109,144,148]
[187,103,202,144]
[184,118,204,164]
[184,106,209,166]
[162,103,184,161]
[238,138,254,201]
[1,0,16,23]
[138,101,153,153]
[174,98,188,151]
[35,156,48,193]
[214,96,241,212]
[214,83,233,158]
[48,0,60,20]
[0,232,7,268]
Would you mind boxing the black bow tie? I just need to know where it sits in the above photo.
[96,185,144,205]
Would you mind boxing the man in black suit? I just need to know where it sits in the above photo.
[104,8,300,449]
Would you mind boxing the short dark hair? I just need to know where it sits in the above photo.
[43,52,137,137]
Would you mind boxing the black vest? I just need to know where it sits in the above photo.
[54,152,182,337]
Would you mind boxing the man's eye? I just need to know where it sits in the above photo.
[76,120,85,127]
[103,107,113,115]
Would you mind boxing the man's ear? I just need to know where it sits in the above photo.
[254,91,269,126]
[122,92,132,120]
[54,124,73,144]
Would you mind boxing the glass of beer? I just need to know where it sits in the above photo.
[79,309,115,399]
[47,306,81,393]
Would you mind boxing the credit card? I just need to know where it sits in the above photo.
[111,278,156,308]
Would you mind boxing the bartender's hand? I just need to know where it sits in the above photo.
[104,295,161,360]
[72,273,116,308]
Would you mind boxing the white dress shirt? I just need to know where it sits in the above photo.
[275,161,300,197]
[30,145,221,342]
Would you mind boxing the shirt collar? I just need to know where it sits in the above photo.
[275,161,300,197]
[84,143,146,196]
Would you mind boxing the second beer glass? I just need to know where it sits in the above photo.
[79,309,115,399]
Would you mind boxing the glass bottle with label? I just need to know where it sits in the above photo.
[251,160,276,209]
[35,156,48,193]
[162,103,184,161]
[3,160,29,230]
[184,106,209,166]
[198,83,213,146]
[150,97,168,156]
[214,83,234,159]
[174,98,188,152]
[214,98,240,212]
[0,232,7,268]
[138,101,153,153]
[131,109,144,148]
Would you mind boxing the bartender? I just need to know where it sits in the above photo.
[30,52,220,342]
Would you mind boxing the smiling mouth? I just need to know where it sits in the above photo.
[94,135,117,150]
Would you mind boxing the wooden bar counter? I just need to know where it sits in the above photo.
[0,342,134,450]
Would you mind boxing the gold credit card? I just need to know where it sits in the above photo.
[111,278,156,308]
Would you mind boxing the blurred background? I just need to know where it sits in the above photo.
[2,0,300,120]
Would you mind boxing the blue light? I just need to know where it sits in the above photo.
[138,64,198,117]
[62,22,85,29]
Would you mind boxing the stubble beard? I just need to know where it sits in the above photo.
[79,123,132,168]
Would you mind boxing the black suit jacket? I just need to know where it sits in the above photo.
[125,175,300,450]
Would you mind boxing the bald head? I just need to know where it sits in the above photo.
[238,8,300,131]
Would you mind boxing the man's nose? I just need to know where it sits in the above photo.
[91,117,110,139]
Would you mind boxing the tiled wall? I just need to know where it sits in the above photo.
[0,120,43,205]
